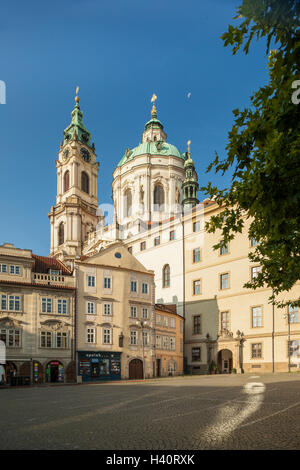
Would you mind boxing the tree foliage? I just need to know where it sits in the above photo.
[202,0,300,307]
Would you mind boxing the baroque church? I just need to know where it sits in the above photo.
[49,91,199,316]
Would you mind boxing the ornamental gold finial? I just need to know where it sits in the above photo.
[75,86,80,104]
[151,93,157,115]
[187,140,191,154]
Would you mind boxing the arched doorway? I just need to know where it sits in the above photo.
[129,359,143,380]
[217,349,233,374]
[46,361,65,383]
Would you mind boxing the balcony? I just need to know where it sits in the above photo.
[32,273,75,288]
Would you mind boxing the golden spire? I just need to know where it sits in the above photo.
[187,140,191,154]
[151,93,157,116]
[75,86,80,104]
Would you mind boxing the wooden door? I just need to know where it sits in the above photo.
[129,359,143,379]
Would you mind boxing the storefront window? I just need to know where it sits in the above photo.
[78,352,121,382]
[100,358,110,375]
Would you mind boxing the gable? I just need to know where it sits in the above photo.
[80,242,151,274]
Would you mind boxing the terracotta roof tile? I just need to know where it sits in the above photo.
[155,303,177,314]
[32,255,72,275]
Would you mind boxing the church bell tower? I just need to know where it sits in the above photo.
[48,88,99,264]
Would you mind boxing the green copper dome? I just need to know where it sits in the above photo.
[184,156,195,168]
[118,141,185,167]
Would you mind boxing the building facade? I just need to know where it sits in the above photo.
[0,243,76,384]
[183,202,300,373]
[76,241,155,381]
[45,92,300,376]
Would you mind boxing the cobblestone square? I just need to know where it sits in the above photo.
[1,374,300,450]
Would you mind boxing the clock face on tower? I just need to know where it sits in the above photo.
[63,148,69,160]
[80,147,91,162]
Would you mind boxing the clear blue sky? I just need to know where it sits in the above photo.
[0,0,269,256]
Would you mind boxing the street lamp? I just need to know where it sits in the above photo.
[136,320,147,380]
[284,309,296,372]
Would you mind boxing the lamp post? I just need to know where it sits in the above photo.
[284,309,295,372]
[136,320,147,380]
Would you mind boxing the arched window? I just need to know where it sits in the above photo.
[124,189,132,217]
[58,223,64,246]
[63,170,70,193]
[154,184,164,211]
[162,264,170,288]
[81,172,89,194]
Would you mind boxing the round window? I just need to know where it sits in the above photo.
[115,252,122,259]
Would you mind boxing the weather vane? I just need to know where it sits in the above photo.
[75,86,80,104]
[151,93,157,115]
[187,140,191,154]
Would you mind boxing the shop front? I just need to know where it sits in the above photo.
[46,360,65,383]
[78,351,121,382]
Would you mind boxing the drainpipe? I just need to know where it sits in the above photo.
[272,290,275,373]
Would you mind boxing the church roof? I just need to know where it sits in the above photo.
[62,89,93,149]
[118,141,185,167]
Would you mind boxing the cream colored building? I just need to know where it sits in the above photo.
[0,243,76,384]
[184,202,300,374]
[75,241,155,381]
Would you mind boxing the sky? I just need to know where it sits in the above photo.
[0,0,270,256]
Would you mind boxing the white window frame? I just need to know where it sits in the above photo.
[130,305,137,318]
[87,275,96,288]
[252,306,262,328]
[130,330,138,345]
[87,301,95,315]
[1,328,21,347]
[41,297,52,313]
[156,335,162,348]
[1,294,7,310]
[103,328,112,344]
[142,331,149,346]
[142,282,148,294]
[142,307,149,319]
[130,280,137,293]
[40,331,52,348]
[86,327,96,344]
[251,266,261,280]
[10,265,21,275]
[0,264,7,273]
[103,303,112,315]
[9,295,21,312]
[57,299,68,314]
[104,277,111,289]
[56,332,68,348]
[170,337,176,351]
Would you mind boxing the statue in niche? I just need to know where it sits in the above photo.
[175,187,180,204]
[139,185,144,213]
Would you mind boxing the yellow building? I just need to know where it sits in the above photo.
[75,241,155,381]
[183,202,300,374]
[154,304,184,376]
[0,243,76,384]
